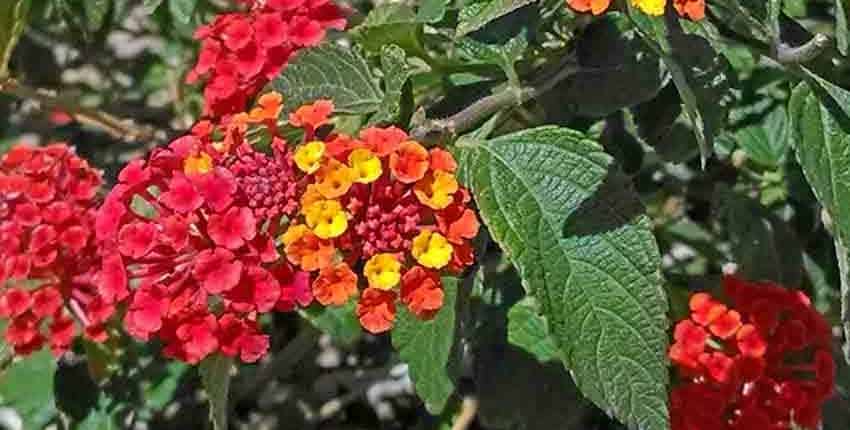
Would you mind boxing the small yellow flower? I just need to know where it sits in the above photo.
[348,148,383,184]
[281,224,309,246]
[183,152,213,175]
[414,170,459,210]
[632,0,665,15]
[363,253,402,290]
[411,230,453,269]
[304,199,348,239]
[315,158,354,199]
[294,141,326,173]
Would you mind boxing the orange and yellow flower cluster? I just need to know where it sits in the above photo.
[567,0,705,20]
[284,101,480,333]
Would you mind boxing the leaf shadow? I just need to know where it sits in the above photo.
[562,165,646,239]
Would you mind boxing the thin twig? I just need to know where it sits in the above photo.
[0,77,166,144]
[410,54,582,142]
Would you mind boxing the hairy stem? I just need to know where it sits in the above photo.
[0,77,165,144]
[410,55,581,141]
[773,33,831,64]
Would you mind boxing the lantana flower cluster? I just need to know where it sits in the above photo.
[282,100,480,334]
[0,143,113,356]
[668,275,834,430]
[187,0,346,117]
[96,93,312,364]
[567,0,705,20]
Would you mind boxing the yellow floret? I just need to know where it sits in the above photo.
[364,253,402,290]
[304,199,348,239]
[294,141,326,174]
[411,230,453,269]
[348,148,383,184]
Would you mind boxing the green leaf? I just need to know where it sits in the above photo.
[836,0,849,55]
[392,277,459,414]
[455,126,669,430]
[789,81,850,364]
[716,187,803,286]
[270,43,384,115]
[507,297,560,363]
[83,0,110,31]
[456,0,535,37]
[456,30,527,85]
[141,0,164,14]
[351,4,423,56]
[416,0,449,23]
[369,44,418,125]
[200,354,233,430]
[0,0,31,79]
[733,106,789,166]
[168,0,196,24]
[0,350,58,428]
[628,10,733,163]
[300,301,362,346]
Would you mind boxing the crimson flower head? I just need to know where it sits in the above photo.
[668,275,835,430]
[0,143,112,357]
[187,0,346,117]
[96,94,311,364]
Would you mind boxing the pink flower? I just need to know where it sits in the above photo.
[208,206,257,249]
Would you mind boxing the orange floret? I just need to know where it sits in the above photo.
[390,141,430,183]
[312,263,358,306]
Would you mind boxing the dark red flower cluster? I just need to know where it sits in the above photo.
[96,95,312,364]
[0,143,112,356]
[187,0,346,117]
[669,275,835,430]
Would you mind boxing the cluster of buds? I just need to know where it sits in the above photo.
[187,0,346,117]
[282,99,479,333]
[668,275,834,430]
[567,0,705,20]
[96,93,312,364]
[0,143,113,356]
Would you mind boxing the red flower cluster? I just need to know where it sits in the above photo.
[283,100,480,333]
[0,143,112,356]
[96,94,312,364]
[669,275,834,430]
[187,0,346,117]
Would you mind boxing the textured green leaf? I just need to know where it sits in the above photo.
[456,0,535,37]
[141,0,164,14]
[392,277,458,414]
[200,354,233,430]
[416,0,449,23]
[456,30,527,84]
[628,9,733,163]
[369,44,417,125]
[351,4,423,56]
[716,188,803,286]
[83,0,110,31]
[270,43,384,115]
[0,0,31,79]
[455,126,669,430]
[0,349,57,428]
[168,0,196,24]
[790,81,850,364]
[507,297,560,363]
[300,301,362,346]
[733,106,789,166]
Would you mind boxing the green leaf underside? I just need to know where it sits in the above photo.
[391,277,458,414]
[790,82,850,364]
[271,43,383,115]
[169,0,197,24]
[456,0,536,37]
[0,349,57,428]
[369,44,416,125]
[455,127,669,429]
[200,354,233,430]
[300,301,362,346]
[507,297,560,363]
